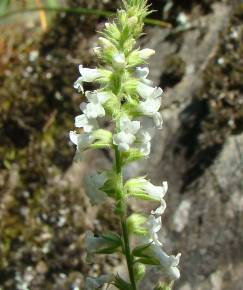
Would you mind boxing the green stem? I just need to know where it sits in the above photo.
[114,146,137,290]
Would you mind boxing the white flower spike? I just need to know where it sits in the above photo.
[69,0,181,287]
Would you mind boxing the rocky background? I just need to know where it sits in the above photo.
[0,0,242,289]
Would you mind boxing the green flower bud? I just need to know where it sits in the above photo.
[134,263,146,282]
[90,129,113,149]
[127,213,147,235]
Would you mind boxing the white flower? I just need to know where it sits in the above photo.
[139,48,155,60]
[85,274,114,290]
[113,53,126,68]
[135,66,153,86]
[143,180,168,201]
[113,115,140,151]
[149,244,181,281]
[80,102,105,119]
[137,82,163,100]
[80,91,109,119]
[146,215,162,246]
[75,114,98,132]
[74,65,101,93]
[153,111,163,129]
[86,90,109,104]
[83,172,107,205]
[69,131,93,152]
[135,66,149,79]
[135,129,152,156]
[138,96,161,116]
[125,178,167,214]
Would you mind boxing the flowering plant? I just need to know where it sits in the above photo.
[69,0,181,289]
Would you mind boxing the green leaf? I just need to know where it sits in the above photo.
[136,257,160,265]
[102,232,122,245]
[113,275,132,290]
[100,171,122,198]
[133,243,160,265]
[95,232,122,255]
[132,242,152,257]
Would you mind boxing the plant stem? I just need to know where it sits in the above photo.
[114,146,137,290]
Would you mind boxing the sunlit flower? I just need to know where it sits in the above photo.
[69,131,93,152]
[74,65,101,93]
[146,215,162,246]
[113,115,140,151]
[135,129,152,156]
[137,82,163,100]
[75,114,98,133]
[149,244,181,281]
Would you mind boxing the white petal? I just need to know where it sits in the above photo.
[138,97,161,116]
[75,114,87,128]
[79,65,101,82]
[96,91,109,104]
[149,245,181,281]
[143,181,167,200]
[140,140,151,156]
[137,82,156,99]
[75,114,98,132]
[69,131,78,145]
[153,112,163,129]
[73,77,84,93]
[77,133,93,152]
[85,103,105,119]
[135,66,149,79]
[120,115,140,134]
[85,91,99,104]
[151,199,167,216]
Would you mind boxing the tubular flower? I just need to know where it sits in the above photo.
[74,65,101,93]
[113,115,140,151]
[149,245,181,281]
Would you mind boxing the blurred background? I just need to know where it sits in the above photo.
[0,0,242,289]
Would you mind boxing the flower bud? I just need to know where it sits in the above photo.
[127,213,147,235]
[134,263,146,282]
[112,53,126,68]
[139,48,155,60]
[128,16,138,27]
